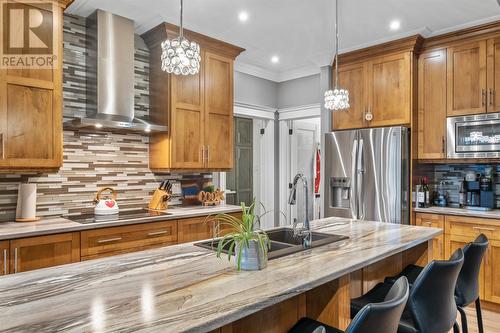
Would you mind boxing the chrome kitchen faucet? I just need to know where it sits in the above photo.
[288,174,312,248]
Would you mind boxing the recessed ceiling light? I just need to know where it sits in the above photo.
[271,55,279,64]
[390,20,401,31]
[238,11,249,22]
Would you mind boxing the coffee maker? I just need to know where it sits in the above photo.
[465,174,495,211]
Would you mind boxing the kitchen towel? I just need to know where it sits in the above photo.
[16,183,37,220]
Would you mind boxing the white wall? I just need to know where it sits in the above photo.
[277,74,321,109]
[234,71,279,108]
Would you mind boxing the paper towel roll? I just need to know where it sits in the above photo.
[16,184,37,220]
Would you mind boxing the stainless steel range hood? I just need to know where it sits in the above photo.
[66,10,167,133]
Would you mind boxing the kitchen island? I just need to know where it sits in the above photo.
[0,217,441,333]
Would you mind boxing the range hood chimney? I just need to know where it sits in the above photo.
[66,10,167,133]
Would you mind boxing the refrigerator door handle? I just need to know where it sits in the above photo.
[357,138,365,220]
[350,139,358,219]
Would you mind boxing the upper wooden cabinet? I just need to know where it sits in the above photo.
[447,41,487,116]
[332,36,421,130]
[418,50,447,159]
[487,37,500,113]
[0,1,70,171]
[142,23,244,172]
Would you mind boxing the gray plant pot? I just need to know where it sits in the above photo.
[236,240,268,271]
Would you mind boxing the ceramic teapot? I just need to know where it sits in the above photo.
[93,187,119,215]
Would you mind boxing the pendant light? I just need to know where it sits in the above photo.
[161,0,201,75]
[324,0,349,111]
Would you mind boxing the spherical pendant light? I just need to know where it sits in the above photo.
[161,0,201,76]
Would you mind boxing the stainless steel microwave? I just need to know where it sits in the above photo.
[447,113,500,159]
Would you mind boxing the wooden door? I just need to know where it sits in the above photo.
[332,62,367,130]
[204,52,234,169]
[447,41,487,116]
[178,217,214,243]
[415,213,445,260]
[10,233,80,273]
[487,37,500,113]
[418,50,447,159]
[170,64,205,169]
[0,2,63,170]
[445,233,486,299]
[0,241,8,276]
[367,52,412,127]
[484,239,500,303]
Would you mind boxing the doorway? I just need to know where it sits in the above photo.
[226,117,253,207]
[280,117,321,226]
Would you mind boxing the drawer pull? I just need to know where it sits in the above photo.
[147,230,169,237]
[424,222,433,225]
[472,226,496,232]
[97,237,122,244]
[3,249,6,275]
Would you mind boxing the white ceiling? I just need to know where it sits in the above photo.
[67,0,500,82]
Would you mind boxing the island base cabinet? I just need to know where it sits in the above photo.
[0,241,8,275]
[9,233,80,273]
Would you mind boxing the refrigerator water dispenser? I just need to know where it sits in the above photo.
[330,177,351,208]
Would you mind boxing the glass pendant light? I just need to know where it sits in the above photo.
[161,0,201,75]
[324,0,349,111]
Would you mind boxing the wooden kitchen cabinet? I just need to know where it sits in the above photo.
[9,233,80,273]
[417,50,447,159]
[0,241,9,275]
[447,41,488,116]
[0,1,69,171]
[487,36,500,113]
[367,52,412,127]
[81,220,177,260]
[484,239,500,304]
[178,216,214,243]
[415,213,445,260]
[332,36,420,130]
[143,23,244,171]
[332,62,367,130]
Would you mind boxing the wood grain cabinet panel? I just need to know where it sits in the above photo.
[81,221,177,259]
[332,62,367,130]
[0,1,65,171]
[415,213,445,260]
[178,217,214,243]
[9,233,80,273]
[367,52,412,127]
[143,24,244,171]
[418,50,447,159]
[0,241,9,276]
[447,41,487,116]
[484,239,500,304]
[487,37,500,113]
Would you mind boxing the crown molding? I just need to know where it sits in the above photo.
[234,62,280,82]
[277,66,321,83]
[278,103,321,120]
[234,102,277,120]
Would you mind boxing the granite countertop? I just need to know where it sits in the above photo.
[413,206,500,220]
[0,218,441,333]
[0,205,242,241]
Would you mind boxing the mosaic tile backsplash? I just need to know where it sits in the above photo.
[414,164,500,208]
[0,14,211,221]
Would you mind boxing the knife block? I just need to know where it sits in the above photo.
[148,189,171,211]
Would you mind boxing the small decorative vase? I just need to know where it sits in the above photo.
[236,240,268,271]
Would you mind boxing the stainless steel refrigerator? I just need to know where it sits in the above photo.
[323,126,410,224]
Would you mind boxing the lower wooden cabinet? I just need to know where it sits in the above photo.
[178,216,214,243]
[0,241,8,276]
[81,221,177,260]
[415,213,445,260]
[484,239,500,304]
[9,233,80,273]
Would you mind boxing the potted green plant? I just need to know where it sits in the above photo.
[209,201,270,271]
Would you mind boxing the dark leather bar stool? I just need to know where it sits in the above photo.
[385,234,488,333]
[288,276,409,333]
[351,248,464,333]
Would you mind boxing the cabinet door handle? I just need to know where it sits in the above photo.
[442,136,445,154]
[482,89,487,106]
[206,145,210,164]
[14,248,18,274]
[490,89,496,107]
[147,230,168,237]
[0,133,4,159]
[472,226,496,232]
[97,237,122,244]
[3,249,6,275]
[424,221,433,226]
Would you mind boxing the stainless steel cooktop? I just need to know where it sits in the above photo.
[66,209,171,224]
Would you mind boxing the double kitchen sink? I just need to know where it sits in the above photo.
[195,227,348,260]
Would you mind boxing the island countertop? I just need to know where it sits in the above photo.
[0,218,441,333]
